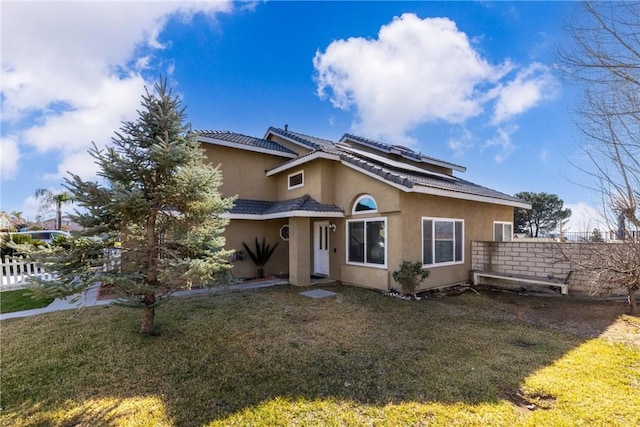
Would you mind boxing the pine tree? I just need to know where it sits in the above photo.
[26,79,234,334]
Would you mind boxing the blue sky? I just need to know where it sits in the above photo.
[1,1,602,231]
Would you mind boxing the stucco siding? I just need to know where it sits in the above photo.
[341,265,389,291]
[398,192,513,290]
[202,144,281,200]
[334,163,401,213]
[225,219,289,279]
[276,160,336,203]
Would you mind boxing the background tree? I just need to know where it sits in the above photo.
[559,2,640,232]
[27,79,235,334]
[9,211,25,230]
[558,1,640,314]
[34,189,72,230]
[590,228,604,243]
[514,192,572,237]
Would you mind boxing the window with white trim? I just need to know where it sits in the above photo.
[422,217,464,266]
[347,217,386,267]
[288,170,304,190]
[279,225,290,241]
[352,194,377,214]
[493,221,513,242]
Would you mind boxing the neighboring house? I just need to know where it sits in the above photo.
[0,212,17,232]
[40,217,83,232]
[195,127,530,291]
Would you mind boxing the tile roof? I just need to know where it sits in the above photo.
[341,133,465,171]
[266,127,335,150]
[230,195,343,216]
[337,152,522,204]
[194,130,296,155]
[229,199,275,216]
[199,127,520,206]
[263,145,520,204]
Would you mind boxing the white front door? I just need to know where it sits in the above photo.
[314,221,330,276]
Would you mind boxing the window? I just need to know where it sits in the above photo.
[288,170,304,189]
[422,218,464,266]
[494,222,513,242]
[352,195,377,214]
[279,225,290,241]
[347,217,386,267]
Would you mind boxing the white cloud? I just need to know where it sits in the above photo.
[313,13,559,152]
[43,150,102,182]
[1,1,233,182]
[490,63,559,124]
[483,126,518,163]
[314,13,508,143]
[23,76,146,155]
[447,127,474,155]
[564,202,608,233]
[0,136,20,179]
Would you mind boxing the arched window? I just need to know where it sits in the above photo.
[352,195,377,214]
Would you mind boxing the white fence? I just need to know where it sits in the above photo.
[1,249,121,291]
[1,256,56,290]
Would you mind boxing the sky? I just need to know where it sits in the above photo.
[0,1,605,232]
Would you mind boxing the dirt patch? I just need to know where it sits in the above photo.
[474,287,637,341]
[502,387,556,413]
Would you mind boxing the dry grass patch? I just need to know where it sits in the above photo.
[1,285,638,426]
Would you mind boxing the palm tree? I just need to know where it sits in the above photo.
[34,189,72,230]
[10,211,25,230]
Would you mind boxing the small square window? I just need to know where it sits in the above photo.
[493,222,513,242]
[288,171,304,189]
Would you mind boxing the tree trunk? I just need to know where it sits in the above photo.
[56,201,62,230]
[141,292,158,335]
[629,287,638,316]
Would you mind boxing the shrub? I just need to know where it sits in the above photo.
[1,233,39,259]
[392,261,430,296]
[242,237,279,279]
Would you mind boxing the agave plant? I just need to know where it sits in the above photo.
[242,237,279,279]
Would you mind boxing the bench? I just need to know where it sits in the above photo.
[472,270,569,295]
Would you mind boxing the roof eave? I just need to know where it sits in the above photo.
[197,135,297,159]
[264,127,318,150]
[266,151,341,176]
[225,211,344,220]
[340,160,529,208]
[412,185,532,209]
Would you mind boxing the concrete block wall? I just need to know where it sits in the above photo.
[471,241,619,296]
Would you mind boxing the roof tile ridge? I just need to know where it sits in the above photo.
[294,194,311,210]
[268,127,320,148]
[191,129,232,135]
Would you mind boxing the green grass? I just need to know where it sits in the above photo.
[1,285,638,426]
[0,288,54,313]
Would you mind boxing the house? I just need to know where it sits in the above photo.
[0,212,17,232]
[195,127,530,291]
[40,217,83,232]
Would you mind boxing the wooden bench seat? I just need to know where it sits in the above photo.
[472,270,569,295]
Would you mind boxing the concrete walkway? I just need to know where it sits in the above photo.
[0,278,289,321]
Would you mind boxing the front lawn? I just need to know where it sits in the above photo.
[1,285,638,426]
[0,288,54,313]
